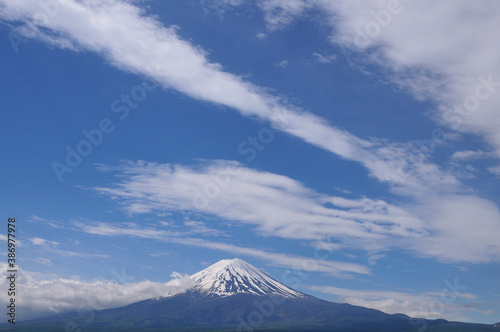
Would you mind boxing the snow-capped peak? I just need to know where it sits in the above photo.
[190,258,305,298]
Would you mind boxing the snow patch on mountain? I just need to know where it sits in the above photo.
[190,258,305,298]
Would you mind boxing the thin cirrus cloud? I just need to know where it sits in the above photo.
[226,0,500,264]
[29,237,59,246]
[489,165,500,177]
[0,0,460,197]
[450,150,494,161]
[28,235,110,259]
[92,160,427,244]
[92,160,500,264]
[74,219,371,277]
[258,0,500,161]
[28,213,370,277]
[2,0,500,263]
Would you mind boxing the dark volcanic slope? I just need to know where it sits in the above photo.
[7,291,497,331]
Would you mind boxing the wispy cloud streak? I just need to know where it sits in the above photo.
[75,220,371,277]
[0,0,459,197]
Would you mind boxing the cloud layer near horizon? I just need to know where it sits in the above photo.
[310,284,477,321]
[0,263,193,321]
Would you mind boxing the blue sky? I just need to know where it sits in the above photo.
[1,0,500,324]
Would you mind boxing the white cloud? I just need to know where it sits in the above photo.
[277,59,288,67]
[29,215,64,228]
[29,237,59,246]
[49,248,110,258]
[202,0,244,19]
[310,285,477,321]
[312,52,336,64]
[407,195,500,263]
[0,262,193,321]
[73,221,182,240]
[257,0,312,31]
[209,0,500,264]
[28,235,108,258]
[367,253,386,266]
[183,220,226,236]
[149,251,171,258]
[0,0,461,198]
[258,0,500,159]
[256,32,267,39]
[33,257,53,265]
[72,218,225,239]
[75,220,370,277]
[92,160,426,245]
[488,165,500,177]
[483,309,497,316]
[2,0,500,267]
[93,160,500,264]
[29,215,47,222]
[25,257,54,266]
[451,150,494,161]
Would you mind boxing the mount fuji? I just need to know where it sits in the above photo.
[8,259,497,331]
[189,258,305,299]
